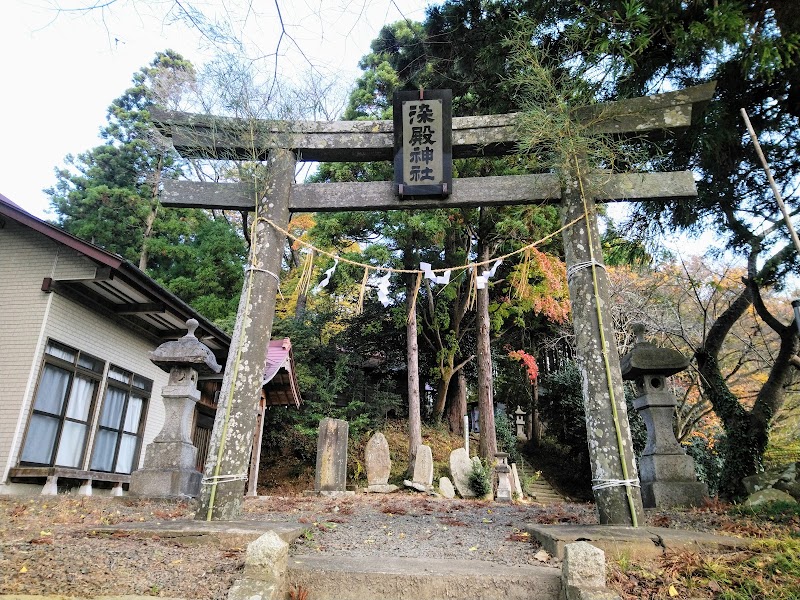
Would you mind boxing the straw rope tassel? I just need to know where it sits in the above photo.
[357,267,370,315]
[300,250,315,296]
[407,272,423,323]
[468,266,478,311]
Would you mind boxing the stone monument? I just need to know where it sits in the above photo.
[439,476,456,499]
[449,447,476,498]
[313,418,351,495]
[130,319,221,498]
[620,323,708,508]
[364,432,397,493]
[404,444,434,492]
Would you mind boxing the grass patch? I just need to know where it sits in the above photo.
[729,500,800,526]
[610,538,800,599]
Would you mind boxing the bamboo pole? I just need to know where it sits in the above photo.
[740,108,800,256]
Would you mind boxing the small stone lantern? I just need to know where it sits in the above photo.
[620,323,708,508]
[514,406,527,440]
[494,452,513,502]
[129,319,221,498]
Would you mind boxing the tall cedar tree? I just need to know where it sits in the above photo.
[47,51,247,326]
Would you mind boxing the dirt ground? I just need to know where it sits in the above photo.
[0,493,796,599]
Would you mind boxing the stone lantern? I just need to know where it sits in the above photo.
[129,319,221,498]
[494,452,513,502]
[514,405,527,440]
[620,323,707,508]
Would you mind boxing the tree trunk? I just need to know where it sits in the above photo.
[530,379,541,447]
[139,204,157,271]
[446,368,467,435]
[406,275,423,474]
[698,271,800,498]
[140,153,164,271]
[476,237,497,461]
[694,284,754,498]
[433,368,452,423]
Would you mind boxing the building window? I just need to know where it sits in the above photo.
[90,366,151,474]
[20,340,104,468]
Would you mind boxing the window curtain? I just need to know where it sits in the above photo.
[20,365,70,464]
[90,386,127,471]
[54,375,96,468]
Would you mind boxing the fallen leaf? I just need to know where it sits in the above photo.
[29,537,53,545]
[469,546,478,552]
[19,566,28,574]
[668,584,678,597]
[40,530,52,536]
[534,549,550,562]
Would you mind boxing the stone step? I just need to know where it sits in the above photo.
[287,555,562,600]
[514,453,567,504]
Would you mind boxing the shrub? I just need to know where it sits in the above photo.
[684,434,724,497]
[468,457,492,497]
[495,410,521,465]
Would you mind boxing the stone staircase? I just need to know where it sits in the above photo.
[286,555,562,600]
[515,454,567,504]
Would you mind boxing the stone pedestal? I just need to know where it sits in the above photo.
[621,324,707,509]
[130,320,221,499]
[632,377,708,508]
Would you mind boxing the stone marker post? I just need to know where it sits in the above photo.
[130,319,221,498]
[621,323,708,508]
[561,165,644,526]
[196,149,296,521]
[314,418,349,492]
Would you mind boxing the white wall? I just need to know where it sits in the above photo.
[0,220,168,487]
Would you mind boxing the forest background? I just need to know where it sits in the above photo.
[38,0,800,500]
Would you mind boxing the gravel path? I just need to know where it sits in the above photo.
[241,493,598,567]
[0,493,600,599]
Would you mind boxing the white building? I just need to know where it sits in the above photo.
[0,194,230,495]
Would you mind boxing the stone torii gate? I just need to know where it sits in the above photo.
[152,82,715,524]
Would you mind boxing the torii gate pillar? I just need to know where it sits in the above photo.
[196,149,295,521]
[561,166,644,525]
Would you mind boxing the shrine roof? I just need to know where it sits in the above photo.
[263,337,302,408]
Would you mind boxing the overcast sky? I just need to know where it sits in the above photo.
[0,0,430,218]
